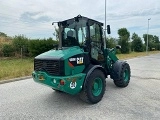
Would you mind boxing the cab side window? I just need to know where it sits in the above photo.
[90,23,101,42]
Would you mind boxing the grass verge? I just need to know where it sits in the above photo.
[117,51,160,60]
[0,51,159,81]
[0,58,33,80]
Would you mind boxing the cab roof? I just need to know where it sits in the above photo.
[58,15,103,26]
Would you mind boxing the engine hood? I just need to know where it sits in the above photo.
[35,46,84,60]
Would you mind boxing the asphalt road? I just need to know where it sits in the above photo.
[0,54,160,120]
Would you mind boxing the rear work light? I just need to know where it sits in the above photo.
[60,80,65,85]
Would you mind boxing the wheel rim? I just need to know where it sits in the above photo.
[92,78,103,96]
[123,69,129,82]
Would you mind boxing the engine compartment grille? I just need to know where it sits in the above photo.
[34,59,64,76]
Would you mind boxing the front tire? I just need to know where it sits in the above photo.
[114,62,130,87]
[80,69,106,104]
[52,88,63,93]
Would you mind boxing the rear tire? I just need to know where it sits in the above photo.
[114,62,130,87]
[80,69,106,104]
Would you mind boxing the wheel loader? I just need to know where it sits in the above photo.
[32,15,131,104]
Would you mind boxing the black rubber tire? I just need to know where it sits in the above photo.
[114,62,130,87]
[80,69,106,104]
[52,88,63,93]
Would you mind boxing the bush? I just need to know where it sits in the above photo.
[0,32,7,37]
[28,38,58,57]
[2,44,14,57]
[12,35,29,56]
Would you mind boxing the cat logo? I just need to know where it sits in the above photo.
[77,57,84,64]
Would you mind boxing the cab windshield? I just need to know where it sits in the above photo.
[61,19,87,47]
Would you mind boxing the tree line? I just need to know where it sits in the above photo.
[0,33,58,57]
[0,27,160,58]
[106,28,160,53]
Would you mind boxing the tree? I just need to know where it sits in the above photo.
[131,33,143,52]
[118,28,130,53]
[153,35,160,50]
[154,35,159,43]
[143,34,159,51]
[106,37,117,48]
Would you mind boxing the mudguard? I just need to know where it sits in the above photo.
[82,64,107,88]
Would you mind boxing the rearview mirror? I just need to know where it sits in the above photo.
[107,25,111,34]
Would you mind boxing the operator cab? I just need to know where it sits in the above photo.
[58,15,105,63]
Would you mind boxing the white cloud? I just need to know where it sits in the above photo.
[0,0,160,39]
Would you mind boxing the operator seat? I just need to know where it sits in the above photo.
[67,30,79,46]
[67,30,74,38]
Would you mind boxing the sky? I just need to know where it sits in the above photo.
[0,0,160,40]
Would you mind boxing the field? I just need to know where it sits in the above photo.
[0,51,159,81]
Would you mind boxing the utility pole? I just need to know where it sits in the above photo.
[146,18,151,55]
[104,0,107,49]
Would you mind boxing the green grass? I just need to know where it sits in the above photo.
[0,58,33,80]
[0,51,159,81]
[117,51,160,60]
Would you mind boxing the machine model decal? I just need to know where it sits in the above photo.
[70,82,77,89]
[69,58,76,62]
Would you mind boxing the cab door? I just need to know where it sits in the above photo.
[89,22,104,62]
